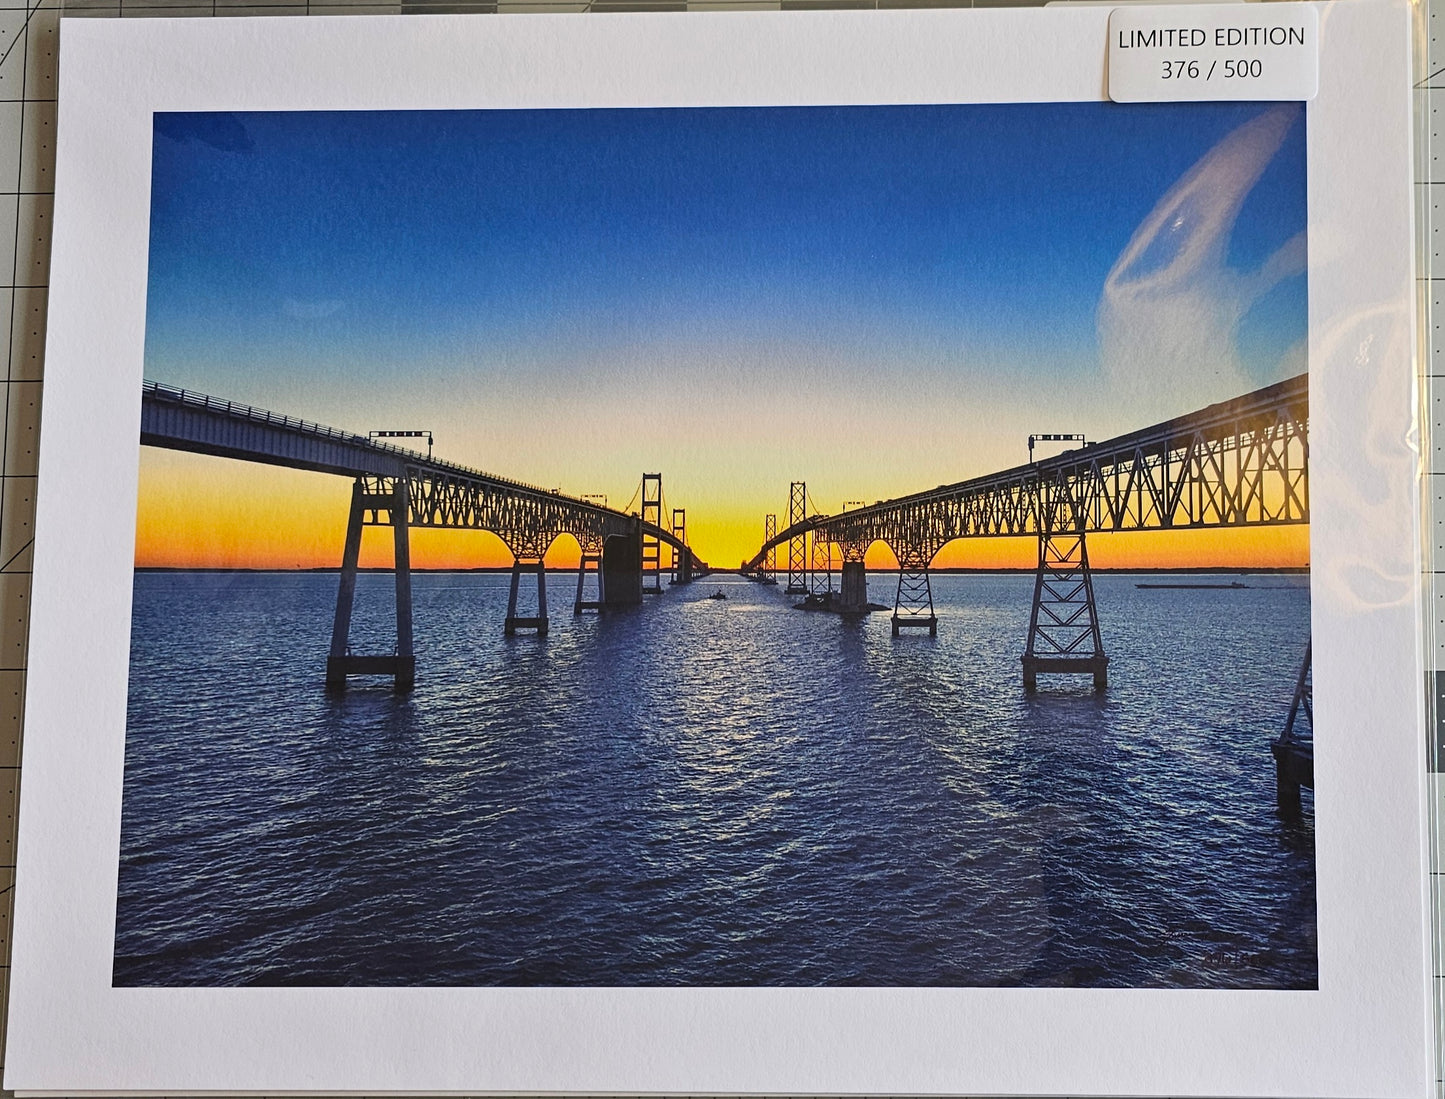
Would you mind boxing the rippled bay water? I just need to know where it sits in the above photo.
[115,570,1315,987]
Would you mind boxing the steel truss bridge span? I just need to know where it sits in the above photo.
[743,372,1309,716]
[140,381,707,688]
[745,373,1307,571]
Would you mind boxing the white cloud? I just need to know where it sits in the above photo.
[1097,106,1304,422]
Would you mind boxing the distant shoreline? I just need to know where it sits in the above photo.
[134,565,1311,576]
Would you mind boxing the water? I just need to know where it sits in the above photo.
[115,570,1315,987]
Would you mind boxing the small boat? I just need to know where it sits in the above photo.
[708,590,728,600]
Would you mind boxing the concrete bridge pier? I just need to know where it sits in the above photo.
[601,527,644,607]
[326,476,415,691]
[838,560,869,614]
[505,558,548,636]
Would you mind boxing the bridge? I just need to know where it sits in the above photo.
[743,372,1308,689]
[140,381,707,689]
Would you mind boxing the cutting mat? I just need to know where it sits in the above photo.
[0,0,1436,1091]
[0,0,53,1079]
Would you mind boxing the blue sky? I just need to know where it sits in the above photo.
[146,102,1305,388]
[141,101,1307,564]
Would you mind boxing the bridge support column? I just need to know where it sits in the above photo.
[642,473,663,594]
[325,480,365,689]
[763,514,777,583]
[1022,528,1106,692]
[602,527,644,607]
[574,549,604,614]
[785,482,808,594]
[809,531,832,598]
[838,560,869,614]
[505,558,549,636]
[392,479,415,688]
[670,509,692,584]
[326,476,415,692]
[1271,641,1313,819]
[892,559,936,636]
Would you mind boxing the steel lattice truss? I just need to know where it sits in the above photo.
[809,523,832,595]
[892,569,934,624]
[746,374,1307,571]
[786,482,808,594]
[1025,532,1103,659]
[671,509,687,581]
[1279,641,1313,746]
[140,381,693,565]
[368,472,637,560]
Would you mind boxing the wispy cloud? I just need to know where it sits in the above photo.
[1097,105,1305,421]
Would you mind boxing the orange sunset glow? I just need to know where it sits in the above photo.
[135,449,1308,573]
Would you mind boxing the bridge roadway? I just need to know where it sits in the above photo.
[140,380,706,688]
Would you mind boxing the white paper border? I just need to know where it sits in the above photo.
[5,3,1431,1095]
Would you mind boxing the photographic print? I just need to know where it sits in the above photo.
[10,6,1432,1093]
[115,98,1314,989]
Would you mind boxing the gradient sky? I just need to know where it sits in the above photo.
[138,101,1308,570]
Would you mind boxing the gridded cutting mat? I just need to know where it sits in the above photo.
[0,0,52,1083]
[0,0,1436,1094]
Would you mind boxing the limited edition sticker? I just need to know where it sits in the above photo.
[1108,3,1319,103]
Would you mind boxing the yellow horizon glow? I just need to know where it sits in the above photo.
[136,449,1310,572]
